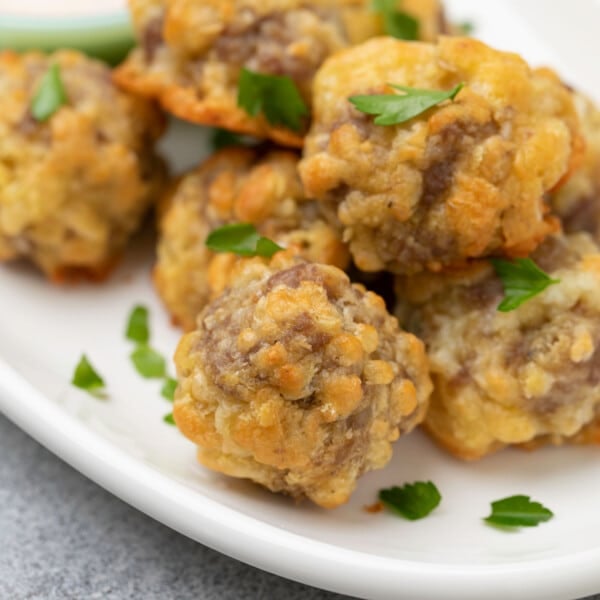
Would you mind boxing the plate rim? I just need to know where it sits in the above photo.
[1,357,599,600]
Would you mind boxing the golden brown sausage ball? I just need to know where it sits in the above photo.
[396,233,600,460]
[0,50,165,281]
[114,0,450,146]
[154,147,349,331]
[173,254,432,507]
[300,37,582,274]
[549,92,600,242]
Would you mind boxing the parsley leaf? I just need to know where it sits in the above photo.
[161,377,178,402]
[379,481,442,520]
[31,63,68,122]
[130,346,166,379]
[373,0,419,40]
[206,223,283,258]
[255,236,283,257]
[237,68,308,132]
[163,412,176,425]
[484,495,554,528]
[212,128,249,150]
[490,258,560,312]
[126,305,150,345]
[72,354,106,395]
[457,21,475,35]
[349,82,463,126]
[124,305,177,420]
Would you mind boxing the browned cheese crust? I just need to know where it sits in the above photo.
[154,147,349,331]
[173,255,432,507]
[114,0,449,146]
[395,234,600,460]
[299,37,583,274]
[0,50,166,281]
[549,92,600,242]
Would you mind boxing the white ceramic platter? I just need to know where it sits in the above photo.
[2,1,600,599]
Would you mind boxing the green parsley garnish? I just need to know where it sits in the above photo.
[484,495,554,528]
[130,346,166,379]
[125,305,177,418]
[373,0,419,40]
[161,377,178,402]
[126,305,150,345]
[379,481,442,520]
[163,412,176,426]
[72,354,105,395]
[31,64,68,122]
[237,68,308,132]
[212,129,244,150]
[349,82,463,126]
[490,258,560,312]
[457,21,475,35]
[206,223,283,258]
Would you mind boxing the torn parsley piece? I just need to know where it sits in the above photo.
[373,0,419,40]
[161,377,178,402]
[237,68,308,132]
[72,355,105,395]
[379,481,442,520]
[255,236,283,257]
[212,128,250,151]
[31,63,67,122]
[206,223,283,258]
[490,258,560,312]
[457,21,475,35]
[126,305,150,345]
[349,82,463,126]
[130,346,166,379]
[485,495,554,528]
[163,412,176,425]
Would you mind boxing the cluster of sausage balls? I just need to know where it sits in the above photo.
[2,0,599,508]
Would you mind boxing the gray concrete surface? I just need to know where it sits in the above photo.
[0,413,598,600]
[0,413,352,600]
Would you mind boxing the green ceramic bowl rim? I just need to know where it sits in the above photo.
[0,11,129,31]
[0,10,134,64]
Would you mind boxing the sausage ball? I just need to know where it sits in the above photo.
[300,37,582,273]
[154,147,349,331]
[0,50,165,281]
[396,233,600,460]
[173,254,432,507]
[549,92,600,242]
[114,0,450,146]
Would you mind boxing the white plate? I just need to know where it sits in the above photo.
[2,2,600,599]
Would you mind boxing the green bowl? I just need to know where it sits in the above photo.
[0,11,134,65]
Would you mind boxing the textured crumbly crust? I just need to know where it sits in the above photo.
[0,50,166,281]
[300,37,582,273]
[173,255,431,507]
[549,92,600,242]
[154,147,349,331]
[114,0,449,146]
[396,234,600,460]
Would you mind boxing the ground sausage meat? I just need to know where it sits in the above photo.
[154,147,349,331]
[173,254,432,507]
[0,50,165,281]
[114,0,450,146]
[549,92,600,243]
[395,233,600,459]
[299,37,582,273]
